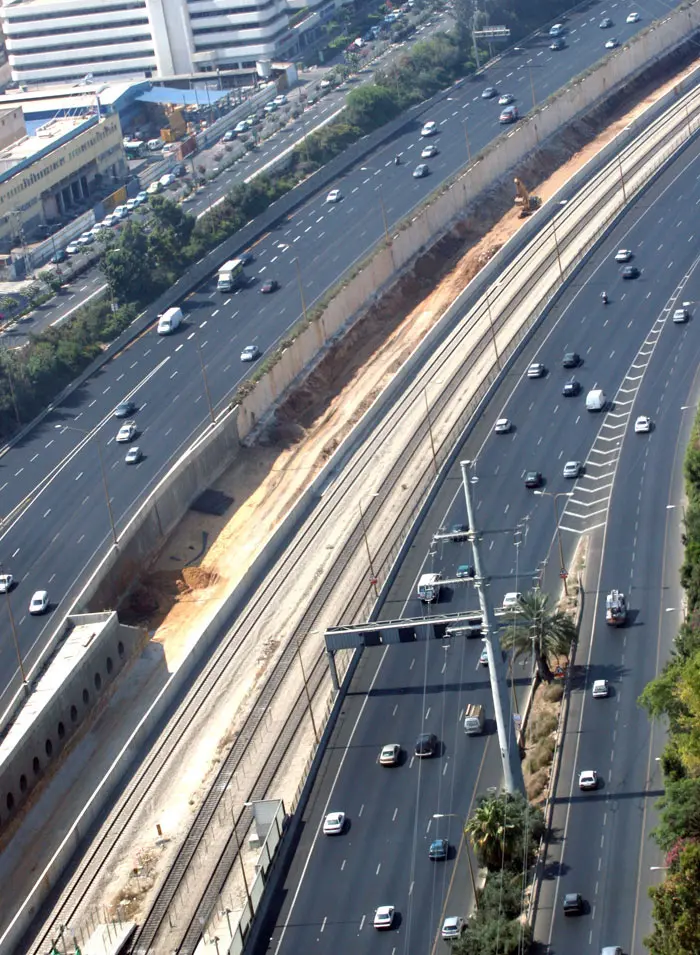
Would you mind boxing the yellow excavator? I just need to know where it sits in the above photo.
[514,177,541,217]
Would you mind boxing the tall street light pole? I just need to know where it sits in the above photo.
[195,335,216,424]
[55,424,117,546]
[296,634,319,743]
[358,493,379,596]
[0,562,28,696]
[534,490,573,595]
[294,257,308,324]
[460,459,524,794]
[485,288,501,369]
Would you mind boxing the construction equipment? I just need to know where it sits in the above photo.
[514,177,541,216]
[605,589,627,626]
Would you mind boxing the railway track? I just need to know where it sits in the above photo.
[23,87,698,955]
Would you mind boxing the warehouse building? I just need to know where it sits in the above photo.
[1,0,296,86]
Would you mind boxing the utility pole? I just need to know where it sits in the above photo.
[460,459,524,794]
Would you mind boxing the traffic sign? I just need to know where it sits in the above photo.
[560,570,569,579]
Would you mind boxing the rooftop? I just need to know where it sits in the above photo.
[0,114,91,174]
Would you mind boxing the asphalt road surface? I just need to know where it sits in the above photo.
[258,132,700,955]
[0,0,680,710]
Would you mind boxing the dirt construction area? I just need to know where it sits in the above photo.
[6,55,699,952]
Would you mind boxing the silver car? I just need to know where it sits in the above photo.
[527,362,546,378]
[563,460,582,478]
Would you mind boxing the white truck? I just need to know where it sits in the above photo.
[157,306,183,335]
[417,572,441,603]
[217,258,245,292]
[586,388,606,411]
[464,703,485,735]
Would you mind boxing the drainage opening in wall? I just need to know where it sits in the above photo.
[117,641,125,658]
[19,774,26,793]
[58,721,65,739]
[70,705,78,722]
[106,656,113,674]
[45,739,53,757]
[32,756,40,776]
[6,792,14,811]
[94,672,102,691]
[82,688,89,705]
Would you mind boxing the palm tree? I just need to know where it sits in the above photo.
[465,794,519,871]
[499,589,576,682]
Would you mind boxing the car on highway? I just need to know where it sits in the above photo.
[29,590,49,614]
[579,769,599,790]
[325,189,342,203]
[379,743,401,766]
[601,948,623,955]
[481,86,498,99]
[626,11,640,22]
[125,446,143,465]
[673,307,690,323]
[414,732,437,757]
[413,163,429,178]
[527,362,545,378]
[373,906,395,929]
[479,646,489,666]
[499,105,519,124]
[420,120,437,136]
[599,17,613,28]
[498,93,515,105]
[550,36,566,50]
[260,279,279,294]
[240,344,261,362]
[605,37,620,49]
[622,264,640,279]
[441,916,465,940]
[563,460,582,478]
[524,470,543,488]
[494,417,512,433]
[614,248,633,262]
[450,523,469,540]
[116,420,138,443]
[634,415,651,433]
[65,242,80,255]
[114,399,137,418]
[238,251,254,266]
[456,564,475,578]
[421,143,438,158]
[562,377,580,397]
[562,351,580,368]
[563,892,584,916]
[503,592,524,610]
[322,811,345,835]
[428,838,448,860]
[549,23,565,36]
[0,573,13,593]
[592,679,610,698]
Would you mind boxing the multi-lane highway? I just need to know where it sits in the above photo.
[0,0,680,712]
[258,126,700,955]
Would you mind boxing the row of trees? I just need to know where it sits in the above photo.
[638,411,700,954]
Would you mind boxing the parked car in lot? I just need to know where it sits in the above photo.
[65,242,80,255]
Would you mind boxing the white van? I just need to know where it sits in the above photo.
[464,703,485,735]
[502,592,524,611]
[586,388,606,411]
[157,306,183,335]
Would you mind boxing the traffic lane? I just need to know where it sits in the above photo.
[273,640,491,955]
[542,314,698,952]
[0,10,674,506]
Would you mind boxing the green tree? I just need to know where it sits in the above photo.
[653,778,700,852]
[147,195,195,246]
[465,791,542,871]
[499,589,576,682]
[38,269,63,295]
[477,870,524,919]
[454,913,530,955]
[345,85,400,133]
[100,222,152,304]
[646,841,700,955]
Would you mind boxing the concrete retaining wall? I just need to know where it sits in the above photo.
[0,613,141,832]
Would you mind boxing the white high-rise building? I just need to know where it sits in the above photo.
[0,0,294,86]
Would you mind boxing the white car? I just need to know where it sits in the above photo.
[479,646,489,666]
[159,173,175,188]
[503,592,524,610]
[135,192,149,205]
[147,181,162,195]
[579,770,598,791]
[0,573,13,593]
[592,679,609,698]
[326,189,342,203]
[113,205,129,219]
[116,420,138,443]
[322,811,345,835]
[634,415,651,433]
[126,198,139,211]
[241,345,261,362]
[421,143,438,158]
[614,248,632,262]
[234,120,248,134]
[605,38,620,49]
[379,743,400,766]
[29,590,49,615]
[563,460,582,479]
[66,242,80,255]
[498,93,515,105]
[442,916,465,940]
[494,418,511,434]
[626,11,640,22]
[373,905,395,930]
[673,307,689,323]
[420,120,437,137]
[527,362,546,378]
[274,94,288,106]
[78,232,95,245]
[125,446,143,464]
[90,224,106,238]
[102,214,116,228]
